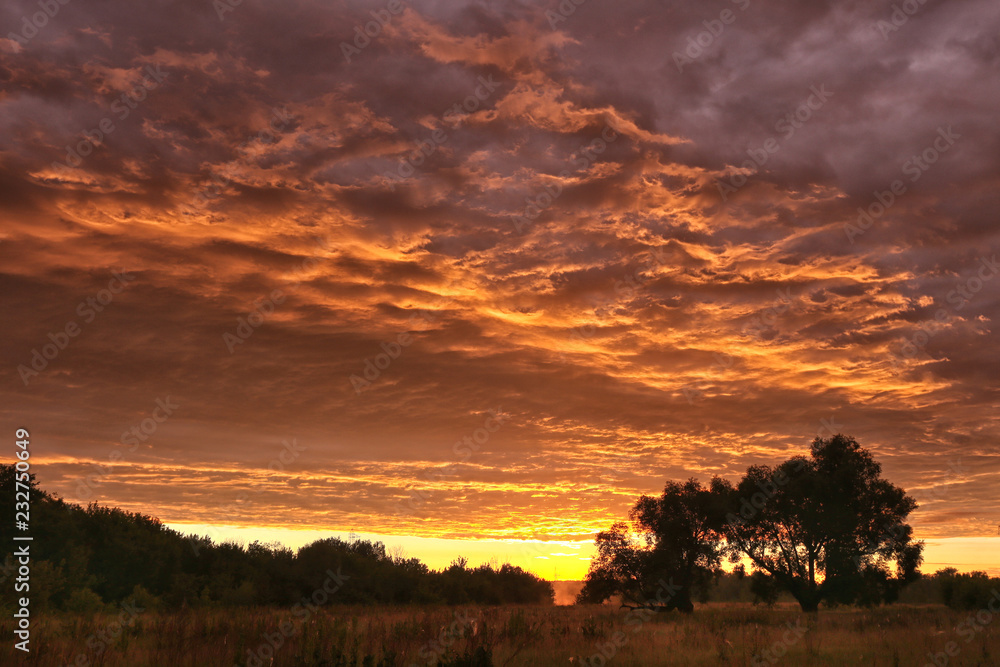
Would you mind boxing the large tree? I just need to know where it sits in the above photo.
[577,478,727,612]
[719,434,923,611]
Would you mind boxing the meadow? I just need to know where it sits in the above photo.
[4,603,997,667]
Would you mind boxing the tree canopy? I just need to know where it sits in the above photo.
[578,435,924,613]
[0,466,554,611]
[577,479,727,611]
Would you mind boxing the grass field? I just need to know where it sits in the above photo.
[4,603,997,666]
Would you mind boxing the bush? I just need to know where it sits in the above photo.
[129,584,162,611]
[937,569,1000,610]
[65,587,104,614]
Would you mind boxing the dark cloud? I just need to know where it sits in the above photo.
[0,0,997,561]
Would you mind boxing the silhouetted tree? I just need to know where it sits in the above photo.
[577,478,727,612]
[718,434,923,611]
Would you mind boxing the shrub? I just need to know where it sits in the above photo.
[65,587,104,614]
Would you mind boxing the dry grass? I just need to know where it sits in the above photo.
[2,603,997,666]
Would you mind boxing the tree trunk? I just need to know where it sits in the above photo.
[792,578,822,613]
[798,598,820,613]
[795,588,821,612]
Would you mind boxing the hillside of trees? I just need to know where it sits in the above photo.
[0,466,553,612]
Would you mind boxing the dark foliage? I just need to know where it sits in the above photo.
[576,478,727,611]
[934,568,1000,611]
[578,435,925,613]
[718,435,923,611]
[0,466,553,611]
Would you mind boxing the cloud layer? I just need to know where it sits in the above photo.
[2,0,998,548]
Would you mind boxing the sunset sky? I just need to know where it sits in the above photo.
[2,0,998,580]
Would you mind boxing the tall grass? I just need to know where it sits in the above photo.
[1,603,995,666]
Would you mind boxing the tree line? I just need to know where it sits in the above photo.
[3,434,993,616]
[578,434,928,612]
[0,465,553,612]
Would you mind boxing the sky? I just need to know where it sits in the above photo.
[1,0,998,581]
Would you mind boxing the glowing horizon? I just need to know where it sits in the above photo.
[162,524,1000,583]
[3,0,998,583]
